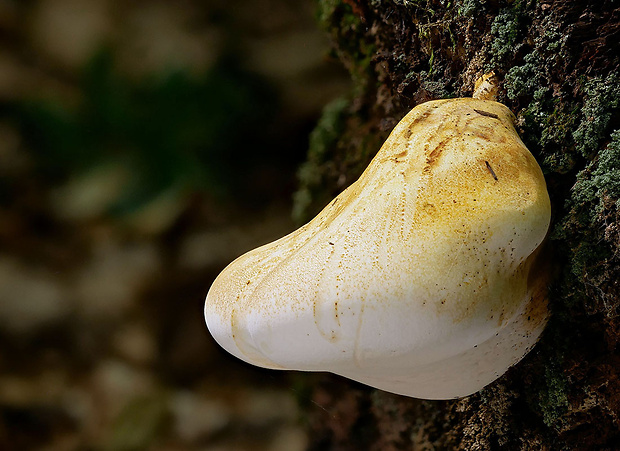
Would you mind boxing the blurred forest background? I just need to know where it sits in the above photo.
[0,0,350,449]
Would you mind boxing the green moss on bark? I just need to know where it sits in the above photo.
[316,0,376,95]
[293,97,350,223]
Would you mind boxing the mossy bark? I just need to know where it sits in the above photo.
[296,1,620,449]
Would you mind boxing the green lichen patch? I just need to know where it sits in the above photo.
[456,0,484,18]
[487,0,529,70]
[573,73,620,159]
[538,365,570,428]
[570,130,620,221]
[503,16,576,174]
[553,129,620,324]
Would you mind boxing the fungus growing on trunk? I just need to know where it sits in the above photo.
[204,76,551,399]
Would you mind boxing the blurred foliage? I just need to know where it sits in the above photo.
[10,48,279,214]
[104,394,169,451]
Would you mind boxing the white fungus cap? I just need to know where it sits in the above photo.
[204,97,551,400]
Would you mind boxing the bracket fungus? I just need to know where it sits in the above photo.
[204,76,551,400]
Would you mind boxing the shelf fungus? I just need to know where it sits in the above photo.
[204,77,551,400]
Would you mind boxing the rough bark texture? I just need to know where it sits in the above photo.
[294,1,620,449]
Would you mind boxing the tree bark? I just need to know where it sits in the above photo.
[294,1,620,449]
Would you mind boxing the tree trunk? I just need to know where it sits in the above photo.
[293,1,620,449]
